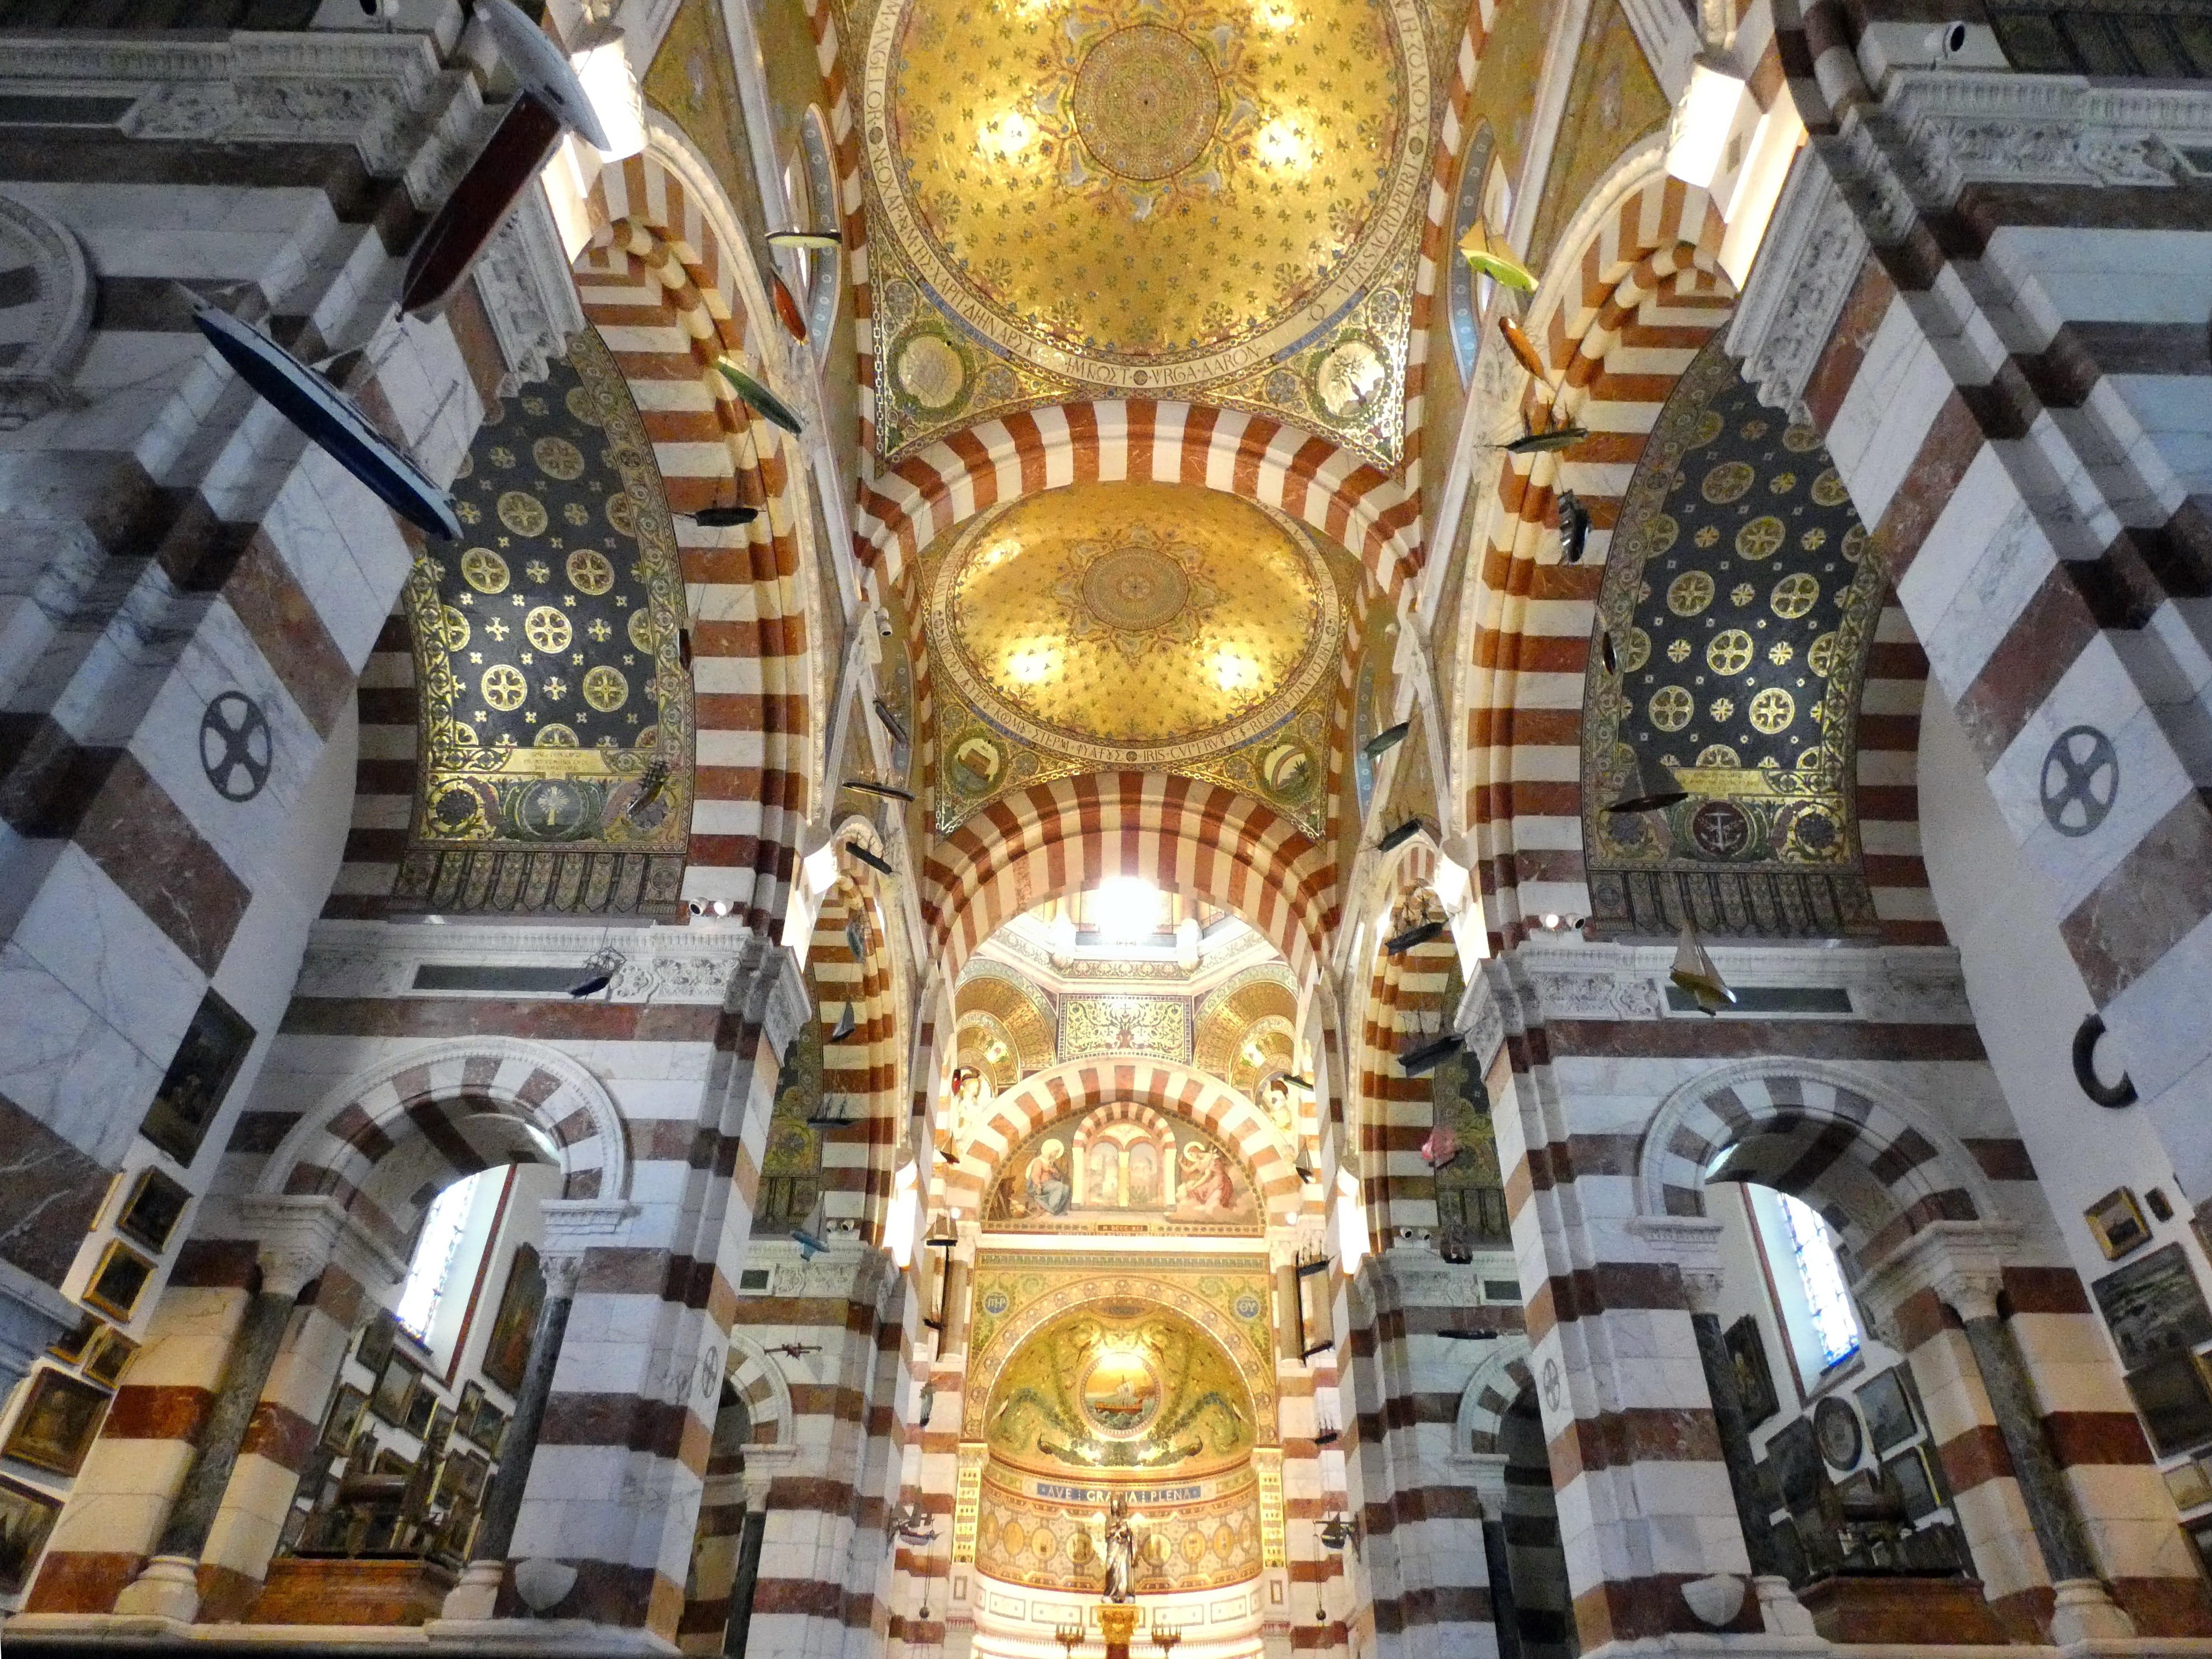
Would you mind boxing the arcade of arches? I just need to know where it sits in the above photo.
[1,2,2211,1659]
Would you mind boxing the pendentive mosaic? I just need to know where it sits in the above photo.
[1581,339,1885,938]
[397,328,692,917]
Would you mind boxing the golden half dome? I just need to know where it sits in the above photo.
[928,481,1339,762]
[865,0,1428,384]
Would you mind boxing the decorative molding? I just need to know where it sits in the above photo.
[239,1194,410,1297]
[299,918,769,1006]
[1725,151,1867,422]
[473,188,588,397]
[1817,73,2212,252]
[1,33,491,209]
[0,191,93,430]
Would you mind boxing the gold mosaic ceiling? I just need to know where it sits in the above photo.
[861,0,1432,461]
[927,481,1339,766]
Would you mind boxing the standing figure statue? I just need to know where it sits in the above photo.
[1100,1491,1139,1603]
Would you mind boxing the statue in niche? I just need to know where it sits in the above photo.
[948,1065,992,1140]
[1261,1073,1295,1138]
[1099,1492,1140,1603]
[1025,1139,1072,1215]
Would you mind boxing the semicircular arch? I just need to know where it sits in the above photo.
[1636,1057,2001,1266]
[942,1056,1300,1223]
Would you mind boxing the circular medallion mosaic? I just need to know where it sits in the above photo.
[928,480,1340,762]
[867,0,1427,379]
[1073,26,1219,180]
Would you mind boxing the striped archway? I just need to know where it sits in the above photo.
[802,845,907,1238]
[1456,143,1933,951]
[939,1056,1302,1223]
[923,773,1336,987]
[253,1037,627,1259]
[576,141,820,935]
[1635,1057,1996,1267]
[1351,845,1462,1240]
[1457,1340,1536,1455]
[855,401,1421,600]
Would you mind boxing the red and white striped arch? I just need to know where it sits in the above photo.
[922,773,1336,986]
[1351,847,1460,1238]
[1457,145,1933,949]
[577,147,818,935]
[937,1056,1302,1223]
[854,401,1422,601]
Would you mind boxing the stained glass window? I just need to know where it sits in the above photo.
[1780,1192,1860,1368]
[395,1170,494,1340]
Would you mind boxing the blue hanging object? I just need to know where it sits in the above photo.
[192,303,461,542]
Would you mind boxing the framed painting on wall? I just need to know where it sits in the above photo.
[2125,1351,2212,1457]
[82,1241,156,1321]
[2,1370,112,1477]
[0,1474,62,1596]
[81,1328,138,1387]
[1725,1316,1779,1426]
[2085,1188,2153,1261]
[114,1167,192,1254]
[137,990,255,1171]
[2091,1244,2212,1370]
[369,1353,420,1427]
[481,1245,544,1395]
[1856,1367,1918,1456]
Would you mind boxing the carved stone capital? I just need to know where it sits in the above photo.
[1857,1218,2019,1332]
[239,1195,406,1299]
[1628,1215,1728,1312]
[1724,151,1867,421]
[471,188,586,398]
[537,1198,639,1294]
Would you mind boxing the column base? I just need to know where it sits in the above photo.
[439,1559,506,1622]
[2048,1578,2135,1644]
[111,1554,202,1623]
[1752,1574,1818,1638]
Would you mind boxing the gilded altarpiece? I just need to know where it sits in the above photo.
[397,329,693,917]
[962,1257,1279,1594]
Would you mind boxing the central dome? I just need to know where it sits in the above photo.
[1072,26,1219,180]
[870,0,1424,372]
[928,481,1338,763]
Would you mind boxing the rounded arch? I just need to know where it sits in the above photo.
[940,1057,1301,1223]
[923,773,1334,987]
[722,1331,798,1449]
[855,401,1420,600]
[1457,141,1737,949]
[255,1037,628,1258]
[1351,849,1462,1238]
[1636,1058,2001,1266]
[579,133,821,933]
[1456,1336,1535,1456]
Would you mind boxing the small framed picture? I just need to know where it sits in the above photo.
[114,1167,192,1254]
[457,1381,487,1444]
[369,1353,420,1426]
[2,1369,112,1477]
[2087,1188,2154,1261]
[403,1384,436,1439]
[47,1313,100,1365]
[0,1473,64,1595]
[2130,1351,2212,1457]
[82,1241,155,1322]
[82,1328,138,1387]
[2165,1459,2212,1512]
[356,1310,398,1378]
[138,989,255,1171]
[475,1405,508,1459]
[1814,1396,1864,1471]
[1857,1367,1919,1457]
[1884,1445,1940,1521]
[322,1384,370,1453]
[1725,1316,1781,1427]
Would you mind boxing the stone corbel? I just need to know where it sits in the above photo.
[470,186,587,398]
[537,1198,641,1291]
[1455,967,1510,1077]
[1723,150,1867,422]
[238,1194,408,1300]
[1856,1218,2020,1331]
[731,937,811,1063]
[1627,1215,1727,1314]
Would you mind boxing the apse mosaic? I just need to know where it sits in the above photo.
[1582,339,1885,937]
[396,329,691,916]
[861,0,1432,461]
[985,1107,1261,1233]
[925,482,1341,834]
